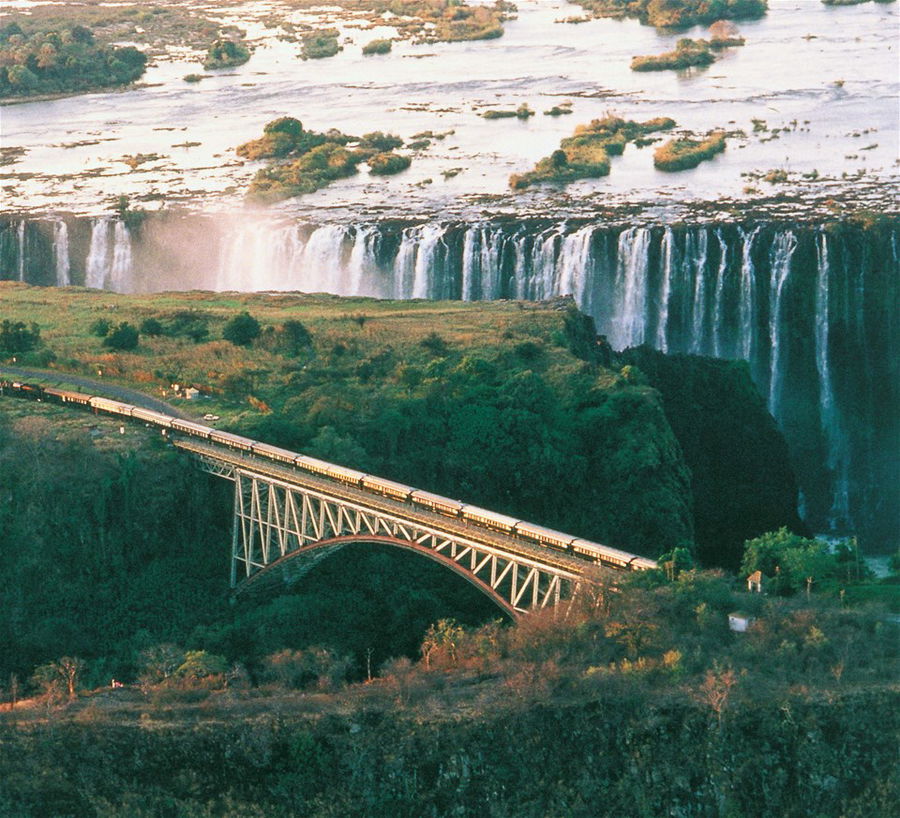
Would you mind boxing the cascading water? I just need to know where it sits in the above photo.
[85,219,111,289]
[4,213,897,545]
[655,228,675,352]
[815,232,850,530]
[767,231,798,417]
[53,220,70,287]
[610,227,651,350]
[16,221,25,282]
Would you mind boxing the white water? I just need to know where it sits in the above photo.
[610,227,651,350]
[738,226,761,362]
[767,230,798,416]
[712,229,729,358]
[53,220,70,286]
[815,232,850,529]
[16,221,25,281]
[656,227,674,352]
[84,219,111,289]
[689,229,710,354]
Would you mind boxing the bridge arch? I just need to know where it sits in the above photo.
[237,535,519,618]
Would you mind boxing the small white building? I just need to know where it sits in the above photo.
[184,387,200,400]
[728,612,755,633]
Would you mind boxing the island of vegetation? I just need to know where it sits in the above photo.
[631,37,715,71]
[362,37,393,55]
[0,285,896,816]
[0,21,147,99]
[510,115,675,189]
[203,38,251,70]
[570,0,768,27]
[236,117,411,201]
[300,29,342,60]
[654,131,727,171]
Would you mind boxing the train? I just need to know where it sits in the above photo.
[0,379,658,572]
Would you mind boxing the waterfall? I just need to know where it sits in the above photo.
[461,228,476,301]
[85,219,110,289]
[16,221,25,281]
[712,229,729,357]
[412,223,445,299]
[393,228,417,299]
[815,232,850,529]
[348,225,380,296]
[656,227,675,351]
[610,227,651,350]
[767,230,798,416]
[557,225,594,307]
[53,220,70,286]
[109,222,132,292]
[738,226,760,361]
[689,229,709,354]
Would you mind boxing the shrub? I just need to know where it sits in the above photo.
[368,152,411,175]
[653,131,726,171]
[139,317,163,336]
[302,34,340,60]
[223,311,261,346]
[89,318,110,337]
[631,39,715,72]
[103,322,139,350]
[359,131,403,152]
[362,38,392,55]
[203,39,251,70]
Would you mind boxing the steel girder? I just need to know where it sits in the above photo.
[215,465,578,615]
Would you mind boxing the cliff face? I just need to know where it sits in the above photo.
[620,346,805,569]
[1,688,896,817]
[2,214,896,547]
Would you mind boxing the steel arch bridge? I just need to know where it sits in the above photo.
[173,438,616,616]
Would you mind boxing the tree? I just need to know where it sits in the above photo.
[31,656,84,701]
[0,320,40,354]
[139,317,163,336]
[138,643,184,686]
[741,528,838,596]
[103,322,139,350]
[279,319,312,355]
[223,312,261,346]
[175,650,228,681]
[89,318,110,337]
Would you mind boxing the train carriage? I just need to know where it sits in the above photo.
[570,538,639,570]
[361,475,414,502]
[170,418,213,439]
[326,463,366,486]
[295,455,334,478]
[461,505,521,533]
[410,490,464,518]
[250,441,299,465]
[514,520,576,551]
[44,387,93,406]
[131,406,173,428]
[209,429,254,451]
[89,396,135,416]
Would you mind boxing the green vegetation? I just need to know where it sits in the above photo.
[631,37,715,71]
[0,318,41,355]
[511,115,676,189]
[237,118,412,201]
[367,151,412,174]
[482,103,534,119]
[202,38,251,70]
[362,37,392,55]
[544,102,574,116]
[708,19,746,48]
[653,131,726,171]
[222,312,261,347]
[0,21,147,99]
[102,322,139,351]
[301,31,341,60]
[571,0,768,28]
[2,285,892,814]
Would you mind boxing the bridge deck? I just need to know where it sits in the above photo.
[172,436,595,578]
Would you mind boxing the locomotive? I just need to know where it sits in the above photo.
[0,379,658,572]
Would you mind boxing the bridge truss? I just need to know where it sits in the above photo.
[186,444,583,616]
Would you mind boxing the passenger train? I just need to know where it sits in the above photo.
[0,379,658,572]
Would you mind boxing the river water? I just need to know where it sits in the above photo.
[2,0,898,218]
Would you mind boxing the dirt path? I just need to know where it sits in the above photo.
[0,365,189,419]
